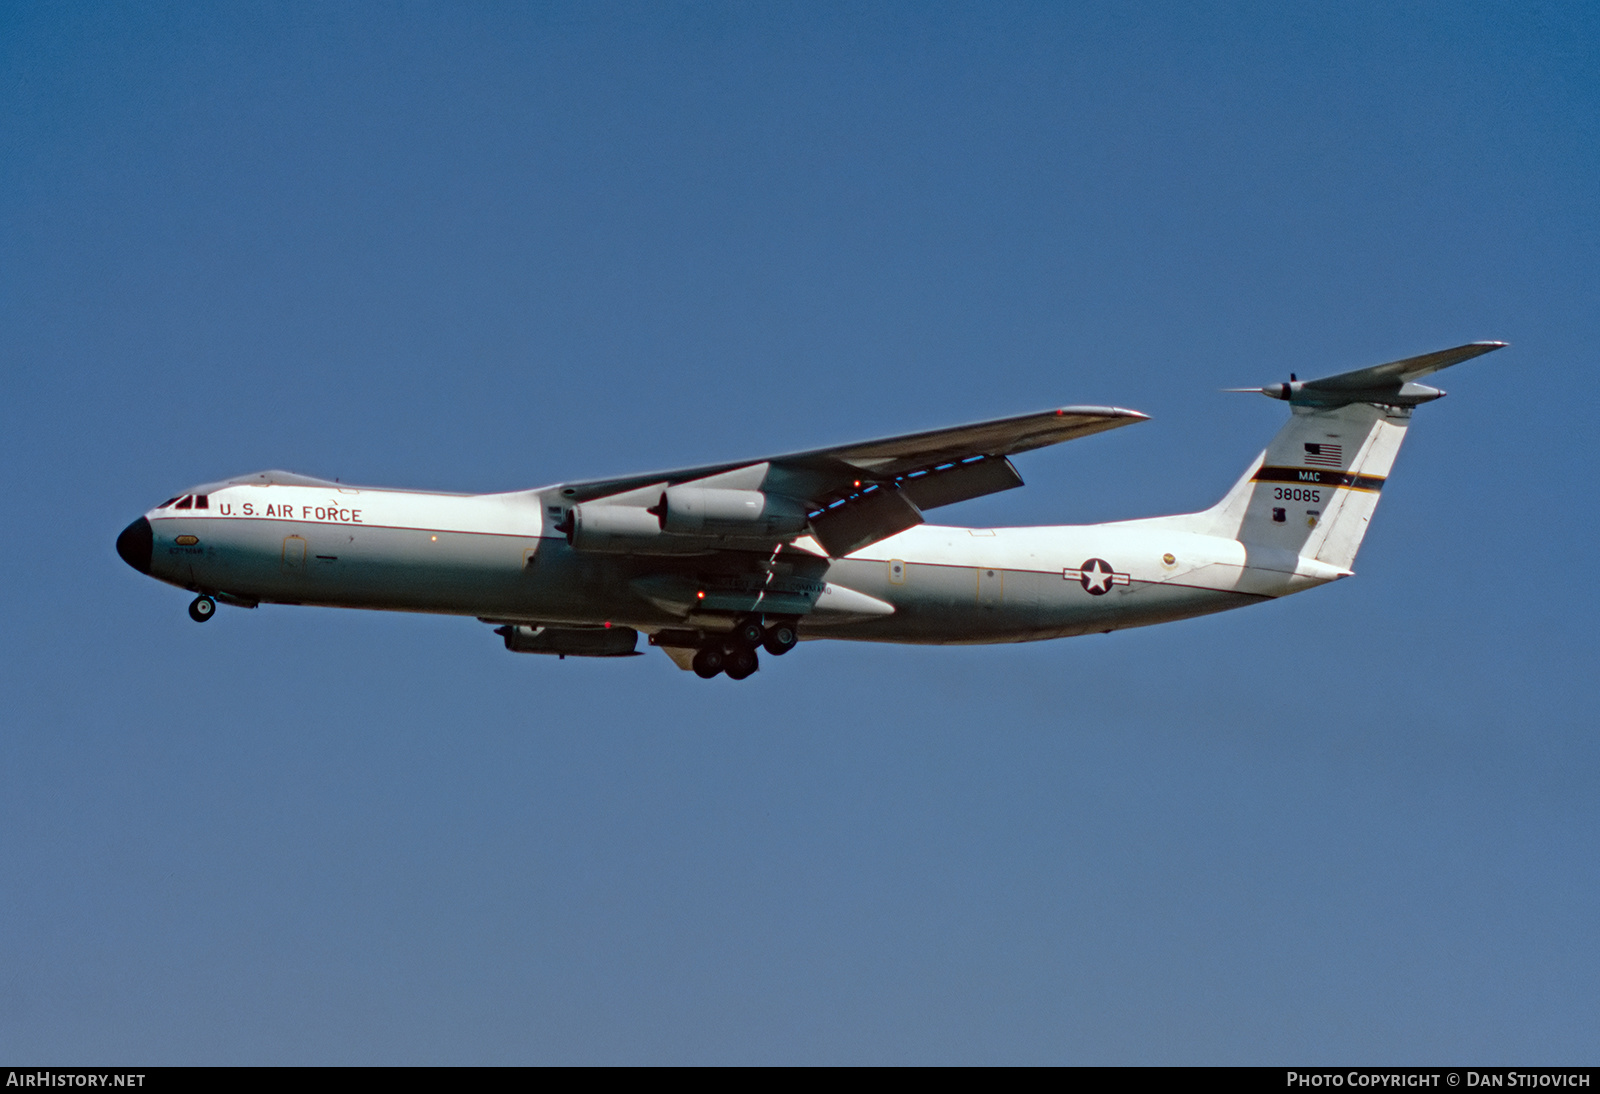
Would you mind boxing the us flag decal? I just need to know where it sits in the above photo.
[1303,442,1343,467]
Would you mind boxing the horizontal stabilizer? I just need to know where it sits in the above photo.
[1233,341,1506,408]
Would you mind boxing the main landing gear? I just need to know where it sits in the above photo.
[691,617,798,680]
[188,594,216,623]
[691,642,758,680]
[761,620,798,657]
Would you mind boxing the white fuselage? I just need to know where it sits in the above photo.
[134,480,1339,645]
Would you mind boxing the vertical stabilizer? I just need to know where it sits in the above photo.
[1194,403,1411,569]
[1176,342,1504,570]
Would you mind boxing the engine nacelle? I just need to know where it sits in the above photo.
[564,503,662,553]
[657,486,809,536]
[496,624,639,657]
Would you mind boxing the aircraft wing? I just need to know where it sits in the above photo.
[782,404,1149,474]
[546,405,1147,556]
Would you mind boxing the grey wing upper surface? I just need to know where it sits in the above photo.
[542,405,1148,557]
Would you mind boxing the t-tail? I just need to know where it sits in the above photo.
[1184,341,1505,571]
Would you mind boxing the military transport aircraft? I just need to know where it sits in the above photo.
[116,342,1503,680]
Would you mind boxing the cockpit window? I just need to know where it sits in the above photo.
[159,497,182,508]
[194,495,209,509]
[174,496,193,510]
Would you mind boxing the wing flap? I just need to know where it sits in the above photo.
[898,455,1024,511]
[809,487,925,558]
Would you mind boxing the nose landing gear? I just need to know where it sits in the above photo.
[188,595,217,623]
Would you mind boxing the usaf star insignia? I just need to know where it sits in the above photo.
[1063,557,1130,595]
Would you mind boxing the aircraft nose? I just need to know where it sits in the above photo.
[116,517,153,575]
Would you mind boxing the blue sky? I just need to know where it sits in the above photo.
[3,1,1597,1063]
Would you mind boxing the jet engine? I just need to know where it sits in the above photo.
[562,504,663,553]
[562,488,809,553]
[654,487,809,536]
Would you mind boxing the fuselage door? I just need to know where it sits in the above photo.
[282,535,308,575]
[977,566,1003,608]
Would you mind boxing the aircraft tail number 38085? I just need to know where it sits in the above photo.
[116,343,1504,680]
